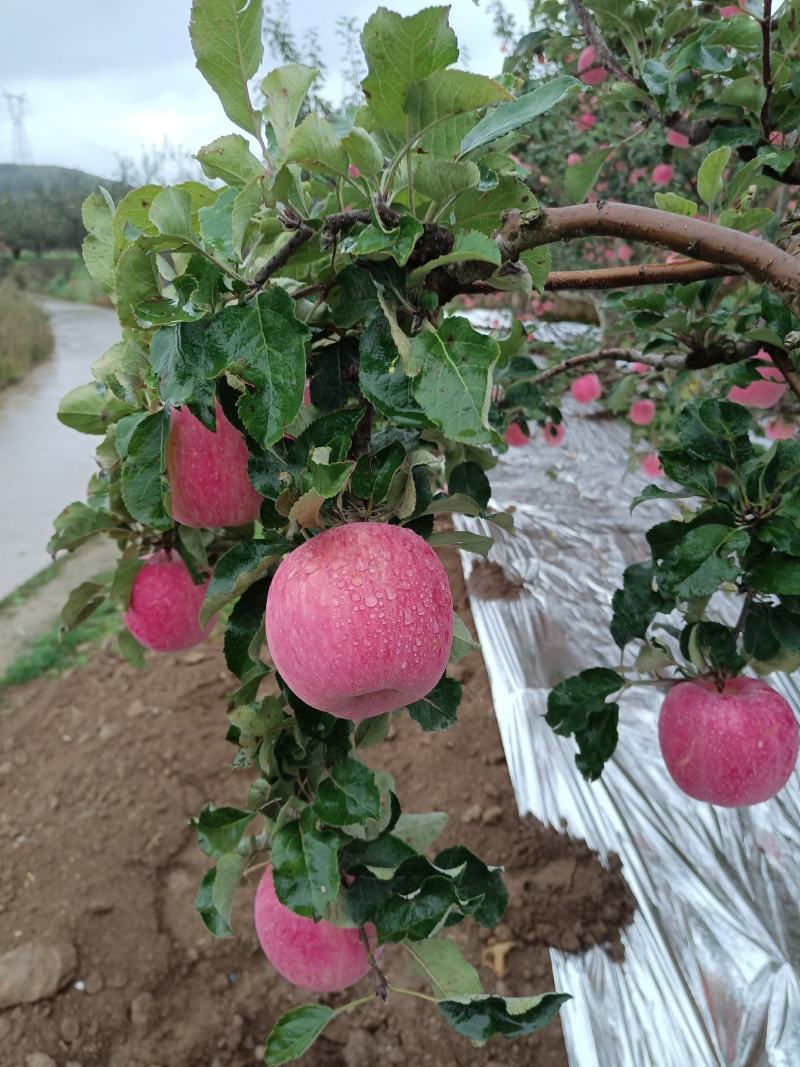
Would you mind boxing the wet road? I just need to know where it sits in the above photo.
[0,298,119,599]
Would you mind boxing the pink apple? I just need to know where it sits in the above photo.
[720,4,743,15]
[542,421,565,446]
[567,152,582,166]
[630,362,650,374]
[303,379,312,406]
[348,164,361,178]
[659,677,799,806]
[666,129,690,149]
[617,244,634,262]
[651,163,674,186]
[166,400,263,528]
[765,417,795,440]
[641,453,663,479]
[578,113,598,129]
[577,45,596,72]
[769,131,785,146]
[123,551,213,652]
[266,523,453,720]
[570,372,602,404]
[729,352,787,408]
[581,66,608,85]
[505,422,530,447]
[255,866,372,992]
[629,398,656,425]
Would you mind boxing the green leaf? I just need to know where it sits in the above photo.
[654,191,698,217]
[360,6,458,135]
[150,322,227,419]
[451,177,535,235]
[262,64,317,152]
[224,578,268,678]
[194,804,255,858]
[307,454,355,499]
[265,1004,336,1066]
[449,614,480,661]
[57,383,132,434]
[408,230,500,287]
[438,993,570,1045]
[342,125,384,176]
[195,854,245,938]
[427,530,493,555]
[406,70,511,158]
[149,186,196,247]
[392,811,448,852]
[756,516,800,556]
[92,340,149,405]
[460,76,581,155]
[565,148,613,203]
[271,813,340,919]
[611,561,669,648]
[341,215,424,266]
[118,628,147,668]
[424,493,481,518]
[48,501,117,556]
[358,313,427,425]
[202,537,291,624]
[375,876,457,941]
[354,713,392,748]
[657,525,747,598]
[81,189,115,295]
[434,845,507,926]
[61,580,107,630]
[115,243,160,328]
[351,442,407,503]
[196,134,264,184]
[121,410,170,529]
[520,247,551,295]
[750,555,800,594]
[697,147,732,207]
[448,461,491,509]
[405,938,483,999]
[409,318,498,444]
[208,288,311,447]
[313,758,382,827]
[190,0,263,139]
[412,157,481,203]
[407,675,462,731]
[546,668,623,736]
[285,114,348,176]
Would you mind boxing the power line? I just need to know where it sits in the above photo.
[1,90,32,164]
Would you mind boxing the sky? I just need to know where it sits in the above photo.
[0,0,531,181]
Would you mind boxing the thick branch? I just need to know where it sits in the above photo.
[503,203,800,315]
[530,340,769,386]
[544,261,737,291]
[570,0,639,88]
[252,225,313,288]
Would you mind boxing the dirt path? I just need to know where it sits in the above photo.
[0,549,634,1067]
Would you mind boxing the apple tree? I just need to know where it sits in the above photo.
[51,0,800,1060]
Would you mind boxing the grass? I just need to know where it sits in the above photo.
[0,600,120,694]
[0,556,69,615]
[0,278,55,386]
[0,251,108,307]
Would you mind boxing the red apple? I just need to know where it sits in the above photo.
[166,400,263,528]
[659,677,799,806]
[570,373,602,404]
[765,417,795,440]
[651,163,674,186]
[266,523,453,720]
[255,866,372,992]
[542,421,565,446]
[629,398,656,425]
[505,422,530,447]
[123,551,213,651]
[641,452,663,479]
[729,353,787,409]
[666,129,690,149]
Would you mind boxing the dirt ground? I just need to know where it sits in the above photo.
[0,548,635,1067]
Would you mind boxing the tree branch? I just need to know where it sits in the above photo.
[570,0,639,88]
[761,0,774,138]
[252,224,313,289]
[502,203,800,315]
[770,350,800,402]
[544,261,737,291]
[529,340,770,386]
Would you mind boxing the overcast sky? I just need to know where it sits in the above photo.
[0,0,530,180]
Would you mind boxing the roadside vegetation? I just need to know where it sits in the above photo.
[0,278,54,387]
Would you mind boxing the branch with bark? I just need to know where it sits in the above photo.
[544,261,737,291]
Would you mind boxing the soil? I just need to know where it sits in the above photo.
[0,548,635,1067]
[466,560,525,601]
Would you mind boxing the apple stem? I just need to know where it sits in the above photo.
[359,926,390,1003]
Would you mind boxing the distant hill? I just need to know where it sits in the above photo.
[0,163,128,201]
